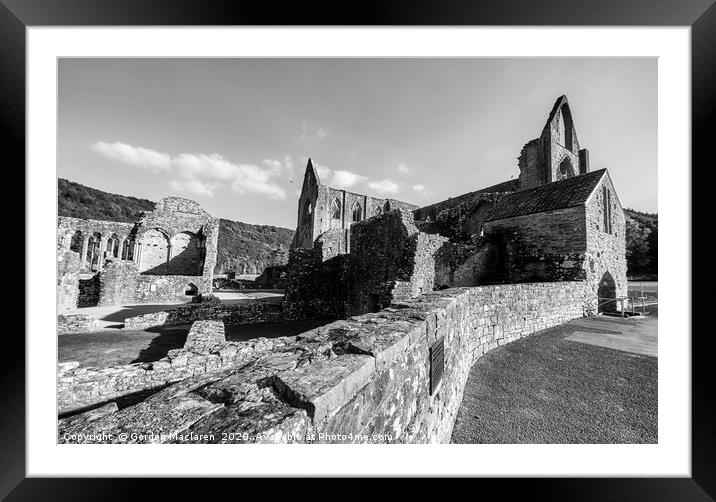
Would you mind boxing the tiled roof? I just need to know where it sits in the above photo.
[486,169,606,221]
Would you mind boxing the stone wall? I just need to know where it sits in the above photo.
[57,313,99,334]
[58,319,254,414]
[58,281,593,443]
[483,207,588,283]
[434,239,503,289]
[59,197,219,307]
[78,274,100,307]
[346,209,441,316]
[57,250,80,312]
[292,160,418,252]
[584,174,628,304]
[123,300,284,330]
[282,247,348,320]
[97,259,213,306]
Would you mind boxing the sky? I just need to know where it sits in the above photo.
[58,58,657,229]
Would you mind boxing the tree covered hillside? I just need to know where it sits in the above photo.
[624,208,658,280]
[57,178,294,274]
[59,178,154,222]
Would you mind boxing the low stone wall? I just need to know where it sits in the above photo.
[123,301,284,330]
[98,260,214,306]
[57,313,99,334]
[59,281,593,443]
[58,320,259,413]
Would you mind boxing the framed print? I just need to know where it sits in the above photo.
[3,0,710,497]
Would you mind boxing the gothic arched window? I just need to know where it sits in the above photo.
[351,202,362,222]
[330,198,341,220]
[558,156,574,180]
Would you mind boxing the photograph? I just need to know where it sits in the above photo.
[54,57,659,446]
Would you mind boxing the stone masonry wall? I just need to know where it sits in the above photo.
[346,209,447,317]
[59,281,593,443]
[57,250,80,312]
[123,300,284,330]
[98,259,213,306]
[483,206,587,283]
[282,247,348,320]
[584,174,627,301]
[77,274,100,307]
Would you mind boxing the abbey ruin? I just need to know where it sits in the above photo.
[57,96,628,444]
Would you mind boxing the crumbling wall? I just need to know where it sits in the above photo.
[57,250,80,312]
[98,260,139,305]
[97,259,213,306]
[483,207,587,283]
[282,247,348,320]
[434,238,503,289]
[58,281,593,443]
[123,300,284,330]
[57,313,99,334]
[78,274,100,307]
[346,209,447,317]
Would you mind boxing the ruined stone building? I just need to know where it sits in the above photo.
[291,162,418,258]
[284,95,627,318]
[57,96,632,443]
[57,197,219,310]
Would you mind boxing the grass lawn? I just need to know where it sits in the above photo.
[450,314,657,444]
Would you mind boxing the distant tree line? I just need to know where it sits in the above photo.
[57,178,294,274]
[624,208,658,280]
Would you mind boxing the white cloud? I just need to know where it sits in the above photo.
[313,162,332,181]
[299,118,330,140]
[168,179,219,197]
[92,141,286,200]
[91,141,170,172]
[330,170,367,189]
[397,163,410,174]
[261,158,283,175]
[368,179,401,195]
[412,184,425,192]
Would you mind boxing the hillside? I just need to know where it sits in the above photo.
[57,178,294,274]
[624,208,658,280]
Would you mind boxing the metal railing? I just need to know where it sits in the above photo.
[597,294,657,317]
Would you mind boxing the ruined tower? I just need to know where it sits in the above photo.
[517,95,590,191]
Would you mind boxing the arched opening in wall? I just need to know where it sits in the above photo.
[121,237,134,261]
[138,228,171,275]
[302,201,313,223]
[184,282,198,298]
[558,156,575,180]
[69,230,83,253]
[330,198,341,220]
[597,271,617,313]
[86,232,102,271]
[557,106,574,151]
[168,231,203,276]
[374,206,382,217]
[384,201,392,212]
[108,233,120,258]
[351,202,362,222]
[464,200,494,239]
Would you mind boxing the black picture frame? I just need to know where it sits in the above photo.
[3,0,709,498]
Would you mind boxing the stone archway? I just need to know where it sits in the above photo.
[464,200,494,239]
[597,271,617,313]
